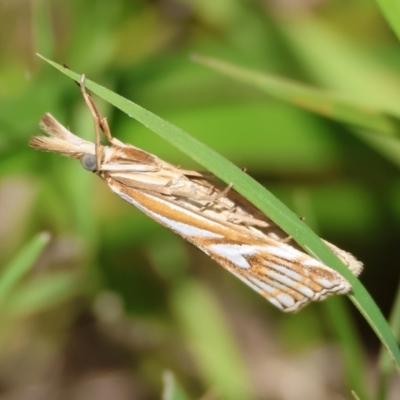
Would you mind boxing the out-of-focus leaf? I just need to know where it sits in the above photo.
[4,272,81,315]
[191,54,400,137]
[161,371,191,400]
[0,232,50,304]
[375,0,400,47]
[171,281,254,400]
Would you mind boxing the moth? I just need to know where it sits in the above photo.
[29,76,363,312]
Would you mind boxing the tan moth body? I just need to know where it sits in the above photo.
[29,78,363,312]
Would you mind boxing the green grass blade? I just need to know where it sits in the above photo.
[375,0,400,44]
[0,232,50,304]
[191,55,400,169]
[325,298,368,399]
[162,371,191,400]
[4,272,80,315]
[375,281,400,399]
[171,281,254,400]
[351,390,362,400]
[37,55,400,374]
[280,17,400,112]
[191,54,400,137]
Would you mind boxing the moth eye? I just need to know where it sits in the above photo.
[80,154,97,171]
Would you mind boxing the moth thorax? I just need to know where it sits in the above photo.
[80,153,97,171]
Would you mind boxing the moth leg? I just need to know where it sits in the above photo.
[216,183,233,199]
[79,76,131,153]
[200,183,234,211]
[96,111,114,143]
[280,235,293,243]
[79,75,104,170]
[226,212,269,228]
[279,217,307,242]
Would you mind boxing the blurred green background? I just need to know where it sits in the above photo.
[1,0,400,399]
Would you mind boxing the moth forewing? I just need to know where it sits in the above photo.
[107,178,353,312]
[30,80,363,312]
[322,241,363,276]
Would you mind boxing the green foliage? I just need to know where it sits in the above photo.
[41,56,400,381]
[1,1,400,399]
[0,233,50,304]
[162,371,191,400]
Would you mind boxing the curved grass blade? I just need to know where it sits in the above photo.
[375,0,400,44]
[191,54,400,138]
[171,281,254,400]
[36,55,400,373]
[325,298,368,398]
[162,371,191,400]
[375,281,400,399]
[0,232,50,304]
[4,272,80,315]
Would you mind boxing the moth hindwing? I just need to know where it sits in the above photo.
[29,75,363,312]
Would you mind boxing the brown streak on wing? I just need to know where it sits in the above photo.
[106,176,352,312]
[112,146,159,165]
